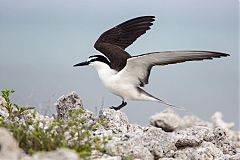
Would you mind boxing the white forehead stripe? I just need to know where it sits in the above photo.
[87,57,97,61]
[88,55,110,62]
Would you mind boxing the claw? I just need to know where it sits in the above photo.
[109,101,127,110]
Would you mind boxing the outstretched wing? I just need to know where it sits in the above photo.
[94,16,155,71]
[118,51,229,87]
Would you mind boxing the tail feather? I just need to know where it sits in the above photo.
[156,98,187,111]
[138,87,187,111]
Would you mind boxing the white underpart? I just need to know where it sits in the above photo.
[89,61,158,102]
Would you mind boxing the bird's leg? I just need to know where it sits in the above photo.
[110,101,127,110]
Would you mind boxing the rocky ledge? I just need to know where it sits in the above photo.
[0,92,239,160]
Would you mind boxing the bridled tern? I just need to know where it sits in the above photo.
[74,16,229,110]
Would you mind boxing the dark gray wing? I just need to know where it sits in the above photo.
[118,51,229,87]
[94,16,155,71]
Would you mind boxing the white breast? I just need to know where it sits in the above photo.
[90,61,140,100]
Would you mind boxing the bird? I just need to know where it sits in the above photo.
[73,16,229,110]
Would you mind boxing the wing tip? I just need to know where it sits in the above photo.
[221,53,230,57]
[180,50,230,58]
[131,15,155,22]
[210,51,230,58]
[200,50,229,57]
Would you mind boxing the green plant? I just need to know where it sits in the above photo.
[0,89,111,158]
[1,89,33,116]
[14,104,35,115]
[123,155,135,160]
[1,89,15,115]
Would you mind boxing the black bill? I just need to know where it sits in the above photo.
[73,61,89,67]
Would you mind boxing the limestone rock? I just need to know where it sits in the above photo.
[105,138,154,160]
[94,156,122,160]
[179,115,212,129]
[55,91,84,119]
[174,126,210,148]
[127,123,143,134]
[98,108,129,134]
[32,148,79,160]
[141,127,177,157]
[167,141,225,160]
[149,108,181,132]
[204,127,237,155]
[211,112,234,130]
[0,96,8,118]
[0,92,239,160]
[0,96,7,107]
[0,128,23,160]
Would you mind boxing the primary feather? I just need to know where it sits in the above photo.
[118,51,229,87]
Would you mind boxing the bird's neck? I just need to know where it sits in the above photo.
[92,63,117,79]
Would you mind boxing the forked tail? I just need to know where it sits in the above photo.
[156,98,187,111]
[138,87,188,111]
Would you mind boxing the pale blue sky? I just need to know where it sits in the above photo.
[0,0,239,128]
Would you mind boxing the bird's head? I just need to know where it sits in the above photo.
[73,55,111,69]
